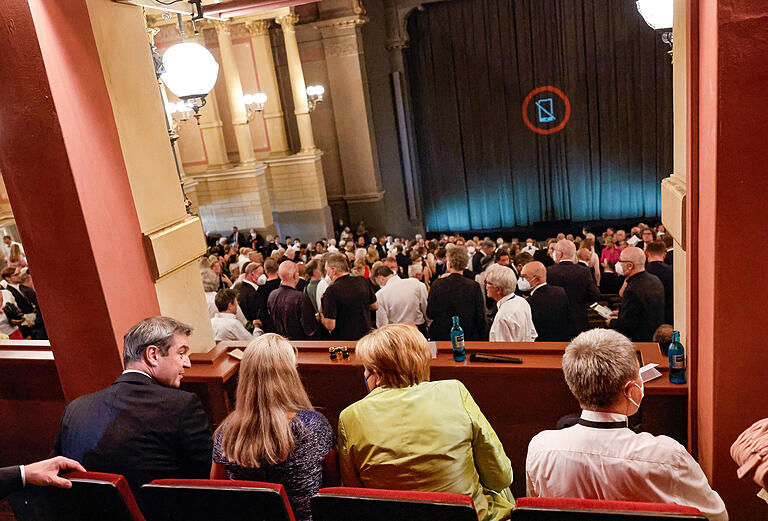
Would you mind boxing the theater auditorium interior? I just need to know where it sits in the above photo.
[0,0,766,520]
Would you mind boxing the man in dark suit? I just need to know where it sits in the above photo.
[533,239,557,268]
[237,262,267,329]
[546,240,601,336]
[55,317,212,501]
[645,240,674,324]
[0,457,84,500]
[521,261,571,341]
[663,234,674,265]
[1,267,35,315]
[608,246,665,342]
[228,226,247,249]
[472,239,495,274]
[427,246,486,341]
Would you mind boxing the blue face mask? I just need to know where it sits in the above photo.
[363,371,371,392]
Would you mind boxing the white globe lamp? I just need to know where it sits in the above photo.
[160,42,219,122]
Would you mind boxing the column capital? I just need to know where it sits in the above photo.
[275,13,299,32]
[314,15,368,38]
[244,19,271,37]
[213,19,232,35]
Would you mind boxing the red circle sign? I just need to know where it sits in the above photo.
[521,86,571,135]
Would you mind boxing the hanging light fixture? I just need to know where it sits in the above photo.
[160,42,219,123]
[636,0,673,30]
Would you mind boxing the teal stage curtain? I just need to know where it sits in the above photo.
[405,0,673,232]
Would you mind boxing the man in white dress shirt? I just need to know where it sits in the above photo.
[372,265,428,335]
[484,264,537,342]
[526,329,727,521]
[210,289,259,342]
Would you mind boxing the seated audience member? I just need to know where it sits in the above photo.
[212,334,334,521]
[55,317,213,499]
[211,289,259,342]
[653,323,675,356]
[526,329,727,521]
[1,456,85,500]
[338,325,513,521]
[520,261,571,342]
[608,246,665,342]
[372,265,428,335]
[645,240,674,324]
[320,253,377,340]
[599,261,623,295]
[268,261,318,340]
[484,264,537,342]
[427,246,486,341]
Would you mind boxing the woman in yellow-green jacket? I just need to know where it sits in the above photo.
[337,324,514,521]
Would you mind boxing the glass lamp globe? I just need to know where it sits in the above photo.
[252,92,268,105]
[636,0,673,30]
[160,42,219,99]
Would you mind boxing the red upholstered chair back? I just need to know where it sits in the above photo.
[140,479,295,521]
[512,497,707,520]
[8,471,146,521]
[310,486,477,521]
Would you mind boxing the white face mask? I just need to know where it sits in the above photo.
[468,246,476,254]
[517,277,531,292]
[627,380,644,411]
[256,274,267,286]
[615,261,625,276]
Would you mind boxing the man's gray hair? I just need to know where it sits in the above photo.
[325,252,350,273]
[123,316,193,366]
[446,246,469,271]
[201,269,219,292]
[484,264,517,295]
[562,329,639,409]
[555,239,576,261]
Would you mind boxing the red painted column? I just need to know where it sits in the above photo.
[0,0,161,400]
[694,0,768,516]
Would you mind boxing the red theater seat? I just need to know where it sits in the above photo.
[140,479,295,521]
[8,471,145,521]
[310,486,477,521]
[512,497,707,520]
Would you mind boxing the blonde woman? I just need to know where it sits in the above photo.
[8,244,27,269]
[212,334,334,521]
[338,324,514,521]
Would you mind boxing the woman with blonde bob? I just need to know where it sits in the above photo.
[337,324,514,521]
[212,334,334,521]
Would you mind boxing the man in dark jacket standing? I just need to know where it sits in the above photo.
[427,246,486,341]
[608,246,665,342]
[546,240,601,336]
[645,240,674,325]
[521,261,571,341]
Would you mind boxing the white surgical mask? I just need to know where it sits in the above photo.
[468,246,476,254]
[517,277,531,292]
[627,380,644,411]
[615,261,625,276]
[257,274,267,286]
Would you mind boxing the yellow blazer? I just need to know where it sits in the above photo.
[338,379,514,521]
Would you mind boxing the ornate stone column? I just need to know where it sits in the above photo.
[315,15,385,209]
[244,20,290,155]
[214,20,257,164]
[275,12,316,152]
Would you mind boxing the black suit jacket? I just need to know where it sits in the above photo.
[237,281,266,325]
[609,271,665,342]
[646,260,674,324]
[664,249,673,265]
[0,465,22,500]
[3,284,34,314]
[471,251,485,274]
[228,232,247,248]
[55,373,212,501]
[546,261,601,335]
[427,273,486,341]
[533,249,555,267]
[527,284,571,342]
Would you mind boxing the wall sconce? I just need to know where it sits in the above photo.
[242,92,268,122]
[306,84,325,112]
[160,41,219,124]
[636,0,673,55]
[164,101,194,140]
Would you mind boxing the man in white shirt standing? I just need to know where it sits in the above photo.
[484,264,536,342]
[526,329,727,521]
[210,289,259,342]
[0,236,22,261]
[372,265,428,335]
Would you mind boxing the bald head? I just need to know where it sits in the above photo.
[277,260,299,287]
[521,260,547,290]
[555,239,576,262]
[619,246,646,278]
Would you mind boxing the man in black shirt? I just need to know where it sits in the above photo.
[256,258,281,332]
[645,240,674,325]
[320,253,377,340]
[268,261,318,340]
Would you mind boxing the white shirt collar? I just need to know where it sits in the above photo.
[580,410,628,423]
[214,312,236,319]
[530,282,547,295]
[122,369,152,379]
[243,279,258,290]
[496,293,516,309]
